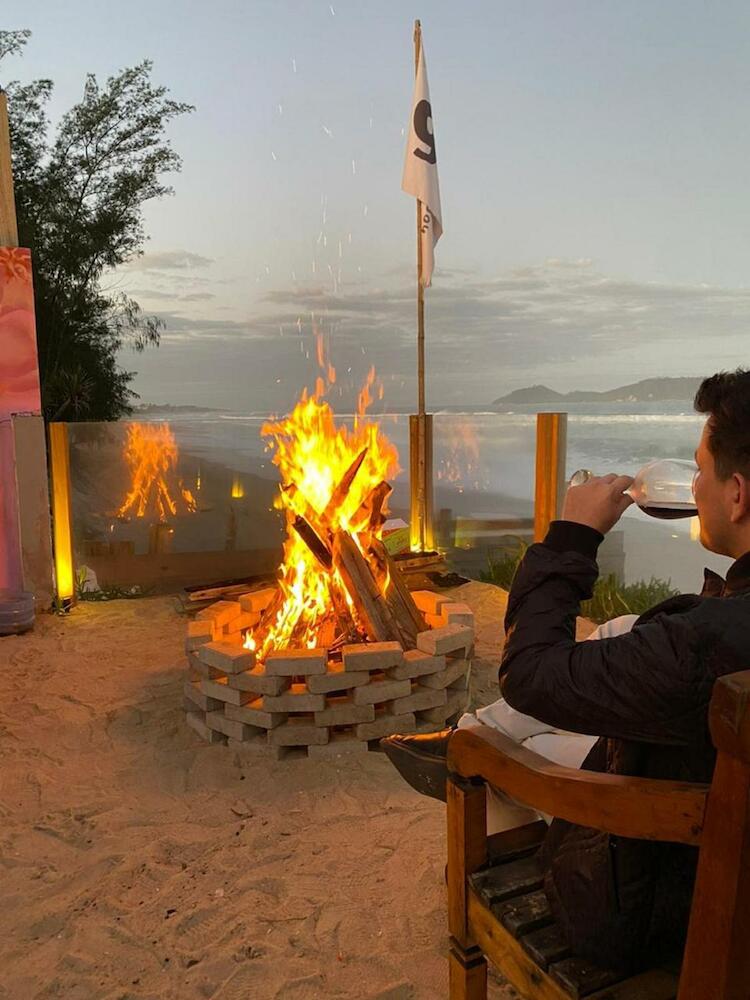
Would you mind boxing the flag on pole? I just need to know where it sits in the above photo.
[402,33,442,287]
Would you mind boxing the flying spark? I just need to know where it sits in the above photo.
[322,125,333,137]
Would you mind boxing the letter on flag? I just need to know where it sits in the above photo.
[402,37,442,288]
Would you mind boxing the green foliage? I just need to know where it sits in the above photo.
[2,31,193,421]
[480,542,679,624]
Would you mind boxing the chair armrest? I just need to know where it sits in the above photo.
[447,727,707,846]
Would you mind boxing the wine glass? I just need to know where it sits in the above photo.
[569,459,698,519]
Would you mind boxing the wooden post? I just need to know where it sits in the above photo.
[534,412,567,542]
[409,18,434,553]
[678,671,750,1000]
[48,423,76,605]
[0,91,19,246]
[447,774,488,999]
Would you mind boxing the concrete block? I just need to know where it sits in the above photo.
[417,623,474,657]
[307,661,370,694]
[307,733,369,758]
[355,711,416,741]
[388,649,446,681]
[448,661,471,692]
[200,676,255,707]
[353,676,411,706]
[418,658,469,690]
[188,653,224,680]
[225,700,287,729]
[425,612,446,629]
[239,587,277,614]
[342,641,404,672]
[419,687,467,725]
[196,600,242,628]
[269,719,329,746]
[391,686,447,714]
[441,602,474,627]
[411,590,448,616]
[186,711,227,745]
[262,683,326,713]
[206,710,264,742]
[227,736,286,760]
[198,641,256,675]
[184,680,224,713]
[185,620,214,651]
[228,611,261,632]
[227,666,289,697]
[265,648,328,676]
[314,695,375,727]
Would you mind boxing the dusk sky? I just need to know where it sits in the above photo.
[8,1,750,412]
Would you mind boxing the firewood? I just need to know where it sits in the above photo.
[292,514,333,569]
[332,530,402,643]
[353,480,392,533]
[368,538,427,648]
[321,448,368,524]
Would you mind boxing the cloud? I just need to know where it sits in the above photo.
[123,250,215,272]
[180,292,216,302]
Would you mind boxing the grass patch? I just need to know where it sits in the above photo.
[480,541,679,624]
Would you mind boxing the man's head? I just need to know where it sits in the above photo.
[693,369,750,558]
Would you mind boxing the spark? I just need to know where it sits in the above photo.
[369,117,373,129]
[279,325,283,337]
[363,204,368,217]
[292,57,297,73]
[278,103,283,116]
[347,232,352,244]
[329,3,335,14]
[271,150,277,161]
[297,317,302,334]
[351,159,356,175]
[276,378,282,383]
[338,241,342,259]
[322,125,333,137]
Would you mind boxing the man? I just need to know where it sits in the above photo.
[382,369,750,972]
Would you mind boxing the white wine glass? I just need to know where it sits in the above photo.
[569,459,698,519]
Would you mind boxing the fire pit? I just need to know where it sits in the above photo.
[182,364,474,757]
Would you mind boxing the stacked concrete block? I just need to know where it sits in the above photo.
[183,585,474,755]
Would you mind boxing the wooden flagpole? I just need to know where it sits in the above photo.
[411,18,433,552]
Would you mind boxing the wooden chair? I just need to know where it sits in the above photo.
[446,670,750,1000]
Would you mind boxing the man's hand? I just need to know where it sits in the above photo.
[561,473,635,535]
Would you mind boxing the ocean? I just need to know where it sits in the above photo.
[129,400,733,592]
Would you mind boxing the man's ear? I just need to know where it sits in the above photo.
[729,474,750,523]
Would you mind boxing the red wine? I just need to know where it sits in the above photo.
[637,501,697,520]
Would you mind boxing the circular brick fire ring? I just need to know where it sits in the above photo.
[183,587,474,760]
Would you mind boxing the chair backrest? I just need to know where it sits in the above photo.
[677,669,750,1000]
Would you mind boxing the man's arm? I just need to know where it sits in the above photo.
[499,521,707,746]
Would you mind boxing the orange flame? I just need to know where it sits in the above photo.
[437,420,484,493]
[245,365,398,661]
[118,423,196,522]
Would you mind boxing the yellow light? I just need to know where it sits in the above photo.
[48,423,76,603]
[690,516,701,542]
[231,475,245,499]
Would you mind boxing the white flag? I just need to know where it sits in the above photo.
[402,37,442,288]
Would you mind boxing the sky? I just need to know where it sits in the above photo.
[7,1,750,412]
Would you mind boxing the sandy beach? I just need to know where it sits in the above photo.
[0,582,595,1000]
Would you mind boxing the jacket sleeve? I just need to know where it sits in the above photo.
[499,521,707,746]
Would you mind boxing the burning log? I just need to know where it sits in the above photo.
[355,480,392,533]
[368,538,427,649]
[321,448,368,524]
[292,514,333,570]
[332,530,403,643]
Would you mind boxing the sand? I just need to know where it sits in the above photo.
[0,583,596,1000]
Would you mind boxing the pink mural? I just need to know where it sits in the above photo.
[0,247,41,590]
[0,247,41,418]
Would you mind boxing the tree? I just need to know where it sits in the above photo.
[1,32,193,421]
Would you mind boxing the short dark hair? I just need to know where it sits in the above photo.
[694,369,750,480]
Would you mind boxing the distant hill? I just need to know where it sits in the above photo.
[493,377,703,406]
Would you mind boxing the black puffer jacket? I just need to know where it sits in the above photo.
[498,520,750,973]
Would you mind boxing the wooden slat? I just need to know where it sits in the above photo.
[467,888,573,1000]
[586,969,677,1000]
[332,530,402,642]
[494,889,552,937]
[522,923,571,970]
[487,819,548,863]
[448,728,707,846]
[549,957,622,998]
[470,854,544,906]
[449,941,488,1000]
